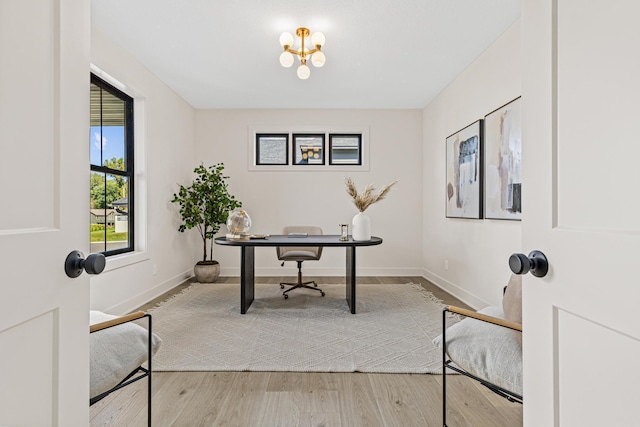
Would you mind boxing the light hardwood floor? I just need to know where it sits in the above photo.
[90,277,522,427]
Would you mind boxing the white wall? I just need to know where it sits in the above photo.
[194,109,423,277]
[89,27,196,314]
[422,20,522,308]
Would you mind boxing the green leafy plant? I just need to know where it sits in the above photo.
[171,163,242,263]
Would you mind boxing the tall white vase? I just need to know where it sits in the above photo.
[352,212,371,241]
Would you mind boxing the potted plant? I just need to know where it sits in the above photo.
[171,163,242,282]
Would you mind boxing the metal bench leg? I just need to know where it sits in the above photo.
[443,309,448,427]
[146,314,153,427]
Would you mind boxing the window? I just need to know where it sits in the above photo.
[329,134,362,165]
[90,73,134,255]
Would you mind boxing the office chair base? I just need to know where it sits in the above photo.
[280,281,318,289]
[280,280,325,298]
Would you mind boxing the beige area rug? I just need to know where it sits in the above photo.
[149,282,455,374]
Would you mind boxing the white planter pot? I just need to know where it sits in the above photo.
[352,212,371,241]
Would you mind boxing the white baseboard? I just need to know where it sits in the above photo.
[105,269,193,315]
[220,266,424,277]
[420,269,489,310]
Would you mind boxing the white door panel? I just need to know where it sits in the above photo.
[0,312,55,427]
[522,0,640,425]
[0,2,56,232]
[556,0,640,232]
[557,310,640,426]
[0,0,90,425]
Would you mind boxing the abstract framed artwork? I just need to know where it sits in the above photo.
[483,97,522,220]
[446,120,483,219]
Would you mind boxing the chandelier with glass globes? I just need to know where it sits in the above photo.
[278,27,326,80]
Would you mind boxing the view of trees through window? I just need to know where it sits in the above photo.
[90,74,134,255]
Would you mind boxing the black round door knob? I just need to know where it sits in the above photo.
[509,250,549,278]
[65,251,106,278]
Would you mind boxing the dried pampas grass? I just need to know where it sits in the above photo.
[345,177,398,212]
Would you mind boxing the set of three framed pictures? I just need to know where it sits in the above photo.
[255,133,362,166]
[446,96,521,220]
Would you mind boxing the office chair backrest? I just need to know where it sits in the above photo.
[277,226,323,260]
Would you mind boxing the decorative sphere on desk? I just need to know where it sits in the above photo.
[227,210,252,234]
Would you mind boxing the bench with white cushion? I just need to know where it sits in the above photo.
[433,275,523,426]
[90,310,161,426]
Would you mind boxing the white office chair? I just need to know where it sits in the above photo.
[276,226,325,299]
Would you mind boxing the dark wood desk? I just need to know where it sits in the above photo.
[214,235,383,314]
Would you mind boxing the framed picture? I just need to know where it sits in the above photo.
[483,97,522,220]
[329,134,362,165]
[293,134,325,165]
[256,133,288,165]
[446,120,483,219]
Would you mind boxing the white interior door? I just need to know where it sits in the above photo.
[0,0,90,425]
[522,0,640,425]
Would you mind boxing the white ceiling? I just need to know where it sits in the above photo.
[91,0,521,109]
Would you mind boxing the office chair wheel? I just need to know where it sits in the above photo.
[284,294,289,299]
[321,291,325,297]
[280,284,284,289]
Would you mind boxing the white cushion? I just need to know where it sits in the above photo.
[502,274,523,346]
[278,249,319,259]
[433,306,522,395]
[90,311,161,399]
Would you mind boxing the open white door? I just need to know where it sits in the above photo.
[522,0,640,425]
[0,0,90,425]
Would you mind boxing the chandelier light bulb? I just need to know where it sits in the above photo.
[297,64,311,79]
[279,32,294,48]
[311,51,326,67]
[311,32,325,47]
[279,51,295,68]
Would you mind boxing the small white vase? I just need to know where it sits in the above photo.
[352,212,371,241]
